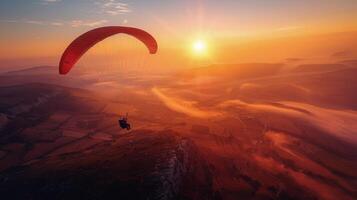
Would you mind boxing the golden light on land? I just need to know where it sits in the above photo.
[192,39,208,56]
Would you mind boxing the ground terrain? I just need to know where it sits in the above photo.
[0,60,356,199]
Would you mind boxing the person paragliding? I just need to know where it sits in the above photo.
[58,26,158,131]
[118,113,131,130]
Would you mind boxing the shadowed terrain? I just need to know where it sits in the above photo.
[0,60,356,200]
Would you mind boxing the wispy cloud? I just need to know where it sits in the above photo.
[0,19,18,23]
[24,20,45,25]
[50,22,64,26]
[0,19,45,25]
[96,0,132,15]
[275,26,302,32]
[152,87,221,118]
[0,19,108,28]
[39,0,62,5]
[69,20,108,27]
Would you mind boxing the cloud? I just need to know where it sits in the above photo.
[0,19,18,23]
[97,0,132,15]
[276,26,302,32]
[219,100,357,144]
[24,20,45,25]
[40,0,62,5]
[0,19,45,25]
[50,22,64,26]
[69,20,108,27]
[0,19,46,25]
[0,19,107,28]
[152,87,221,118]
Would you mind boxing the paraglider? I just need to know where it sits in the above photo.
[59,26,158,130]
[59,26,158,74]
[118,113,131,130]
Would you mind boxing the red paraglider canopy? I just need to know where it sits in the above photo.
[59,26,158,74]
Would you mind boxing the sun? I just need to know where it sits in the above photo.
[192,39,207,55]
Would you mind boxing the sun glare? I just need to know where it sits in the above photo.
[192,39,207,55]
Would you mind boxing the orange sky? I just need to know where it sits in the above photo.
[1,0,357,69]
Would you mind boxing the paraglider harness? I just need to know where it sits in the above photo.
[118,113,131,130]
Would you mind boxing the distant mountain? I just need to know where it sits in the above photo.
[291,63,348,73]
[0,65,94,89]
[339,59,357,65]
[3,66,57,76]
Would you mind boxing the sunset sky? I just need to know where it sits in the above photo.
[1,0,357,68]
